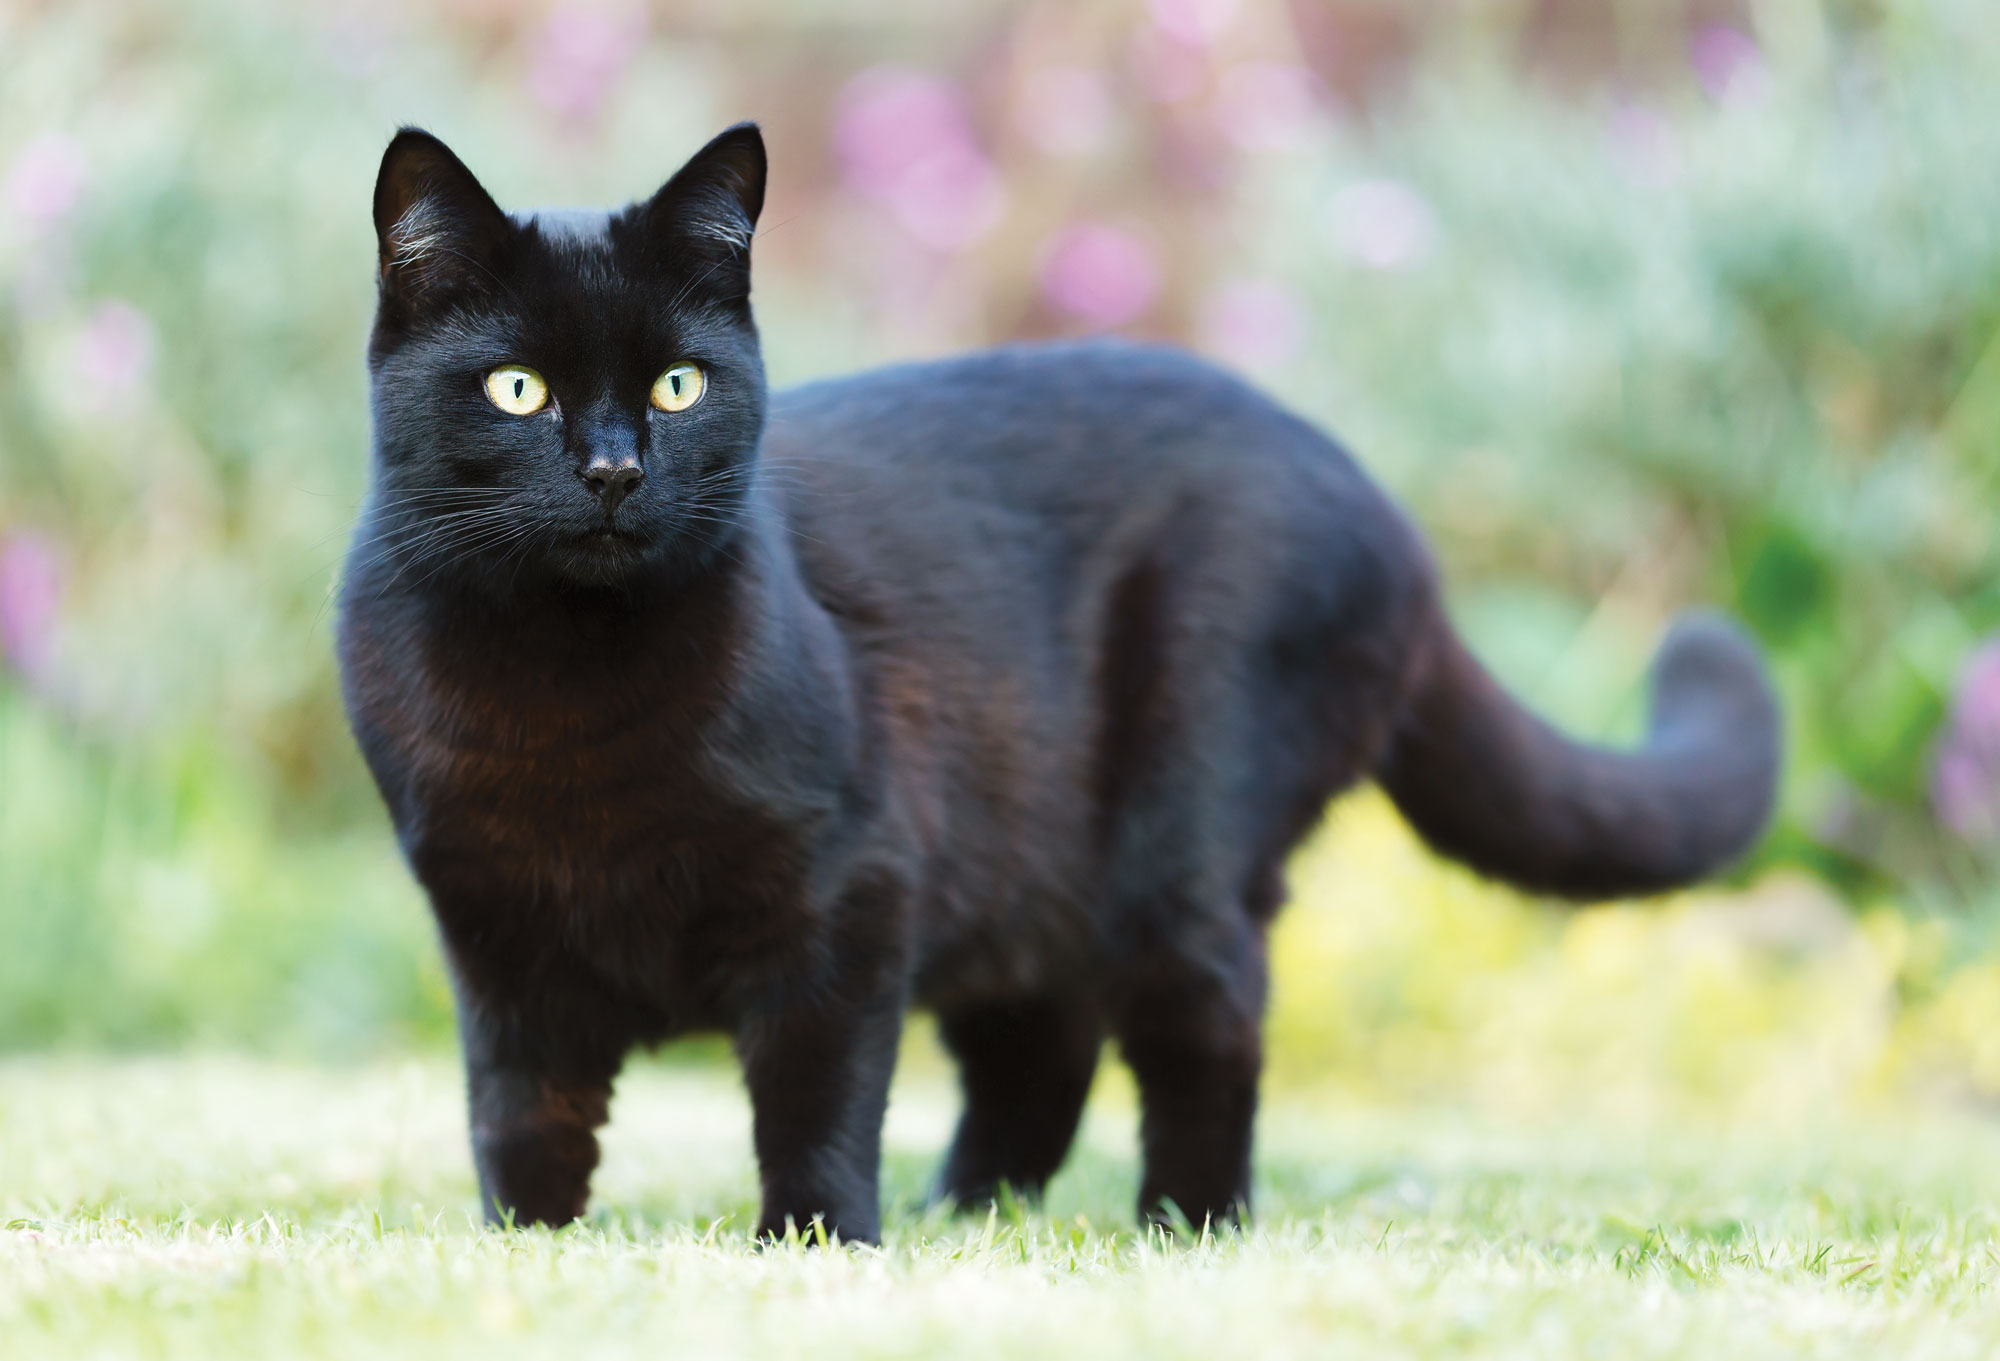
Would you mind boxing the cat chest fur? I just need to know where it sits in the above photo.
[338,599,858,1018]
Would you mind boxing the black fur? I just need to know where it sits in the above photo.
[338,124,1781,1244]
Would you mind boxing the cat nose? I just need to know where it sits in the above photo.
[581,458,643,514]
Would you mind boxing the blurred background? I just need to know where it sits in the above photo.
[3,0,2000,1121]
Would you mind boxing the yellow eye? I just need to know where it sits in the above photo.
[651,363,705,413]
[484,365,548,415]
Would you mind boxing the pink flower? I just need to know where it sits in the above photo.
[1691,24,1770,106]
[0,534,62,680]
[835,69,966,198]
[1325,179,1438,271]
[1015,66,1117,157]
[1199,278,1307,367]
[526,7,639,125]
[1936,748,1992,840]
[5,133,87,232]
[892,148,1008,252]
[1146,0,1240,47]
[1039,224,1159,328]
[834,68,1006,252]
[1129,23,1208,105]
[74,300,154,401]
[1213,62,1321,152]
[1933,641,2000,840]
[1958,644,2000,736]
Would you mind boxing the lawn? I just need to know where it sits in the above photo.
[7,1055,2000,1359]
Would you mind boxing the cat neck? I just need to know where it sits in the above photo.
[341,492,858,764]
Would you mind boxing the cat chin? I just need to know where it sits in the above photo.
[544,530,661,587]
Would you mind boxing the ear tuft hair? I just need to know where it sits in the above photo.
[637,123,767,299]
[372,128,511,318]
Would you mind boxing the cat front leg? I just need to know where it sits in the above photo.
[452,970,629,1229]
[735,983,904,1246]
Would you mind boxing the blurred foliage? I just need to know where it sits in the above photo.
[2,0,2000,1071]
[1268,792,2000,1121]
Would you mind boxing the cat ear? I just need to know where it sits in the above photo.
[637,122,767,299]
[372,128,512,319]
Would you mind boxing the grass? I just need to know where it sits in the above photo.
[8,1056,2000,1358]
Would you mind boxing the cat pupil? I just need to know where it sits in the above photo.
[512,377,524,399]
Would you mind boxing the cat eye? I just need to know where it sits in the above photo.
[651,363,705,413]
[484,365,549,416]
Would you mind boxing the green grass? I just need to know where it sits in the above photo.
[8,1057,2000,1358]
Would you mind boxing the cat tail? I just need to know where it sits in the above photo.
[1374,603,1780,900]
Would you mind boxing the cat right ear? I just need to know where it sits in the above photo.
[372,128,512,320]
[635,123,767,300]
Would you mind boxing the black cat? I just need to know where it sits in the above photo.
[338,123,1779,1244]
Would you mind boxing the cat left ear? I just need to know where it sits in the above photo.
[372,128,512,321]
[637,122,767,298]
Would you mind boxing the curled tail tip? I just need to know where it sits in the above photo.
[1655,609,1770,686]
[1651,609,1781,749]
[1649,608,1783,868]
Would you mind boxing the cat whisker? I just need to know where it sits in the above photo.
[371,508,534,596]
[398,522,544,595]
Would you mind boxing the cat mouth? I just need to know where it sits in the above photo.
[577,524,645,545]
[562,524,662,569]
[547,524,656,583]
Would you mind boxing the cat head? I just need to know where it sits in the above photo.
[361,123,767,595]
